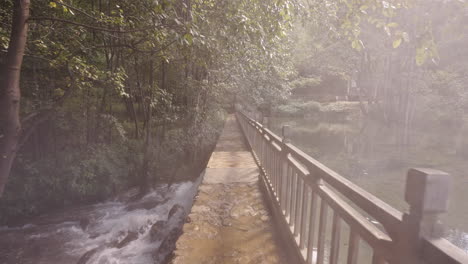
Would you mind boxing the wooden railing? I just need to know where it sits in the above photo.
[236,110,468,264]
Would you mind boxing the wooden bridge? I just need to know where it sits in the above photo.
[172,111,468,264]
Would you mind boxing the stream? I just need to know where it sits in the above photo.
[0,175,203,264]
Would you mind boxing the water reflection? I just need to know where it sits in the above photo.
[270,117,468,252]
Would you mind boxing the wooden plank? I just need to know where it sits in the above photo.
[316,200,328,264]
[347,231,360,264]
[330,212,342,264]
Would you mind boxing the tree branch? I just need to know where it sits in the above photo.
[55,1,99,21]
[28,16,157,33]
[86,39,177,54]
[17,65,75,150]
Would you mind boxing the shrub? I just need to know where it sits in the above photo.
[274,100,321,117]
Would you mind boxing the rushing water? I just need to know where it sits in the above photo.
[270,116,468,252]
[0,176,203,264]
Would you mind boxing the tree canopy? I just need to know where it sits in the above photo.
[1,0,468,223]
[0,0,297,222]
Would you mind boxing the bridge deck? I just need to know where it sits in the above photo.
[171,115,287,264]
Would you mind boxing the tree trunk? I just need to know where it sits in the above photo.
[140,100,152,193]
[140,58,154,193]
[0,0,30,197]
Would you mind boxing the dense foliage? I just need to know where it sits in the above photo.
[0,0,296,224]
[285,0,468,128]
[2,0,466,225]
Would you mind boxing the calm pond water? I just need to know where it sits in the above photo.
[270,116,468,252]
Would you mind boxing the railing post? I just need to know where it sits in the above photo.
[396,168,451,264]
[282,125,290,144]
[255,112,262,123]
[263,117,269,129]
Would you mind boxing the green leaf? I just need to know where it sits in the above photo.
[184,33,193,45]
[49,2,57,8]
[402,32,410,42]
[351,39,361,51]
[360,5,369,10]
[393,38,402,48]
[53,88,65,97]
[416,47,427,66]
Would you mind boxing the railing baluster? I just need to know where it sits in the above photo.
[280,161,288,213]
[270,145,274,184]
[330,212,342,264]
[271,149,276,190]
[290,170,297,227]
[278,153,283,203]
[299,185,310,249]
[316,199,328,264]
[274,150,278,194]
[294,176,303,237]
[268,144,272,182]
[272,148,276,191]
[286,165,292,220]
[255,129,259,153]
[347,230,359,264]
[280,126,290,215]
[263,141,266,172]
[277,151,281,198]
[271,146,274,185]
[307,190,318,263]
[266,144,271,180]
[274,149,278,193]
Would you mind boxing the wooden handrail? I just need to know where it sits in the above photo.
[240,110,403,235]
[235,109,468,264]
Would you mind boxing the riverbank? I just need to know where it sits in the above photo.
[0,111,225,226]
[273,100,362,121]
